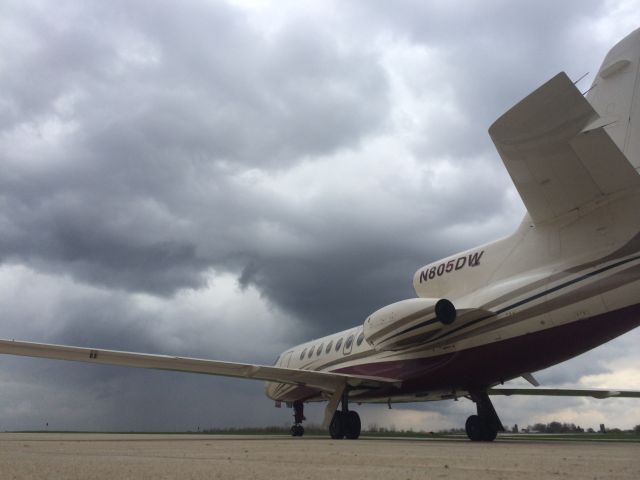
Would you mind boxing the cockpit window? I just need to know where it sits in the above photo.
[325,341,333,354]
[308,345,315,358]
[317,343,323,356]
[356,331,365,346]
[300,348,307,360]
[335,338,343,351]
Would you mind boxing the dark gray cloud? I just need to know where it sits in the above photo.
[1,0,390,297]
[348,0,608,160]
[1,0,639,431]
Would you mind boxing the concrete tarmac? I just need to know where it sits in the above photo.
[0,433,638,479]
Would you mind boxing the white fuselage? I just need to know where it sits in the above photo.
[266,187,640,404]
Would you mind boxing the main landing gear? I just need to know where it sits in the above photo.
[465,391,504,442]
[290,400,305,437]
[329,389,361,439]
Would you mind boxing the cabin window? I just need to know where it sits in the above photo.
[335,338,343,351]
[317,343,323,356]
[300,348,306,360]
[325,341,333,354]
[356,331,365,346]
[308,345,315,358]
[345,335,354,350]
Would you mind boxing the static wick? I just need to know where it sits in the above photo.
[582,82,597,96]
[573,71,590,85]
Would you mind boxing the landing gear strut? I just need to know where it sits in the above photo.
[329,389,361,439]
[290,400,305,437]
[465,392,503,442]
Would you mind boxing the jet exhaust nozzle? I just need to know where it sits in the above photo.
[435,298,456,325]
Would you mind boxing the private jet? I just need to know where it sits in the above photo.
[3,28,640,442]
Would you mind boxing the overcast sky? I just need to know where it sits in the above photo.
[1,0,640,432]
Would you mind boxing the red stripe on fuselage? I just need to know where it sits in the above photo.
[334,302,640,397]
[268,303,640,403]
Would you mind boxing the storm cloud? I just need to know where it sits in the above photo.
[1,0,640,431]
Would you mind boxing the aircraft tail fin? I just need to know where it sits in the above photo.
[586,28,640,171]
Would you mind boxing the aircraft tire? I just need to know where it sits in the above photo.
[329,411,345,439]
[480,423,497,441]
[465,415,484,441]
[344,411,361,439]
[290,425,304,437]
[465,415,498,442]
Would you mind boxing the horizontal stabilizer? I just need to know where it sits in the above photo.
[489,72,640,223]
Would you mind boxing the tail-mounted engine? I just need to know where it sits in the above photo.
[363,298,457,351]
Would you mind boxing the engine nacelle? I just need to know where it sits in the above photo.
[363,298,456,351]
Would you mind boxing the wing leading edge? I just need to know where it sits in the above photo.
[0,338,398,393]
[3,340,639,404]
[489,388,640,399]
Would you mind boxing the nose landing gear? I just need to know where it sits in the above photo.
[290,400,306,437]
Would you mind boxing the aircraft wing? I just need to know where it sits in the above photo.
[489,72,640,224]
[0,338,398,393]
[488,388,640,399]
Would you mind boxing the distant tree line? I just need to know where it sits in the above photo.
[521,422,640,434]
[526,422,584,433]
